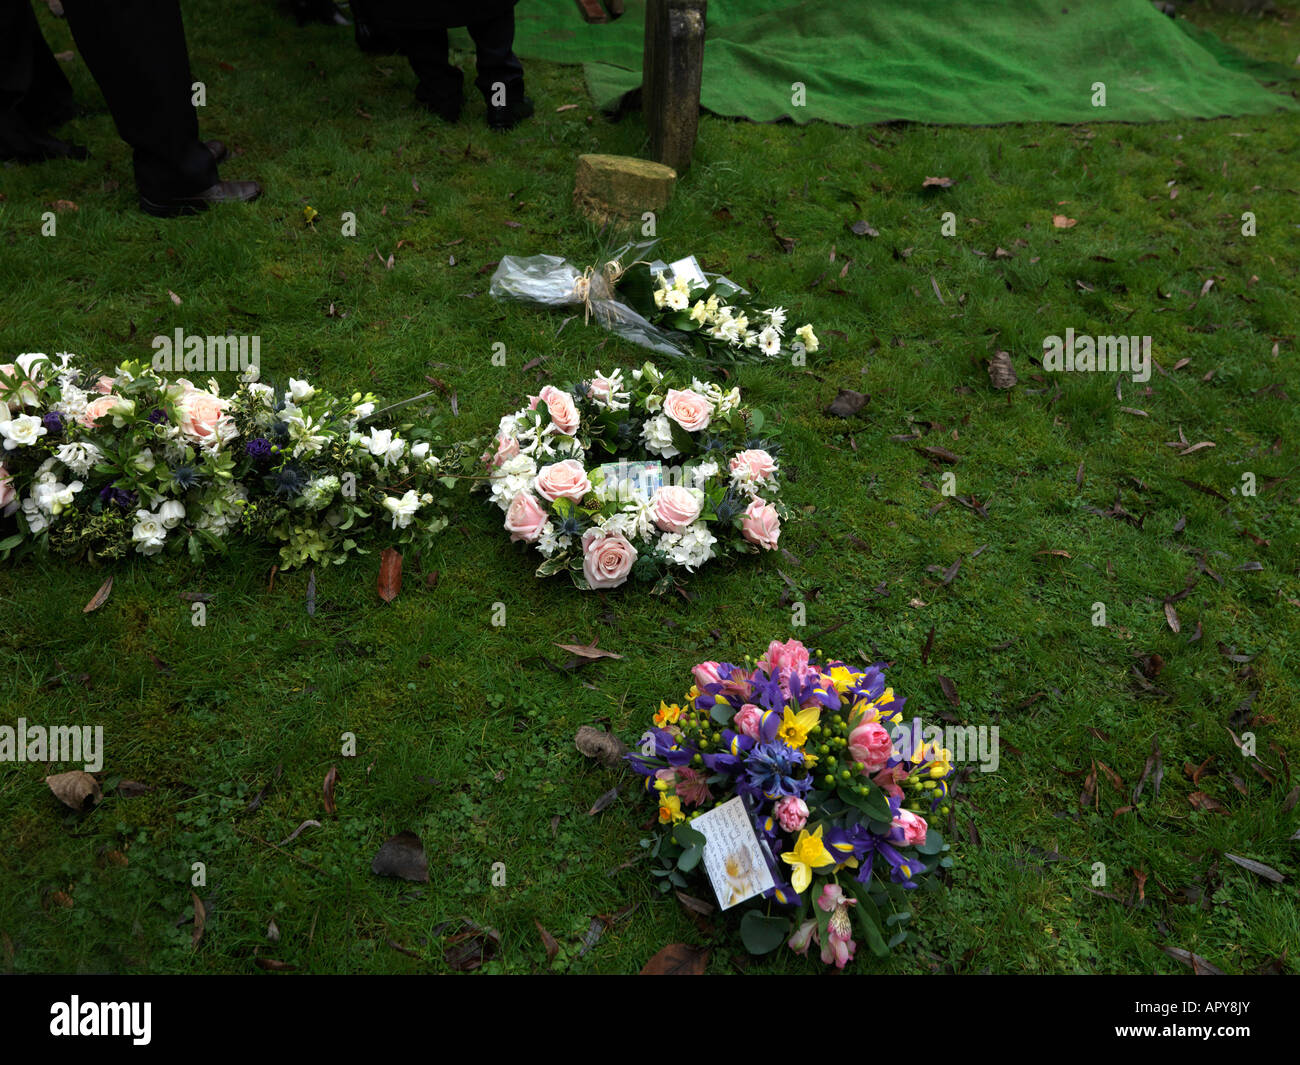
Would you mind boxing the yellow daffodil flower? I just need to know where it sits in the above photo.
[828,665,859,695]
[778,705,821,750]
[658,794,684,824]
[781,825,834,894]
[653,701,683,728]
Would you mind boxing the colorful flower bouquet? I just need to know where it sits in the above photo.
[480,362,787,593]
[0,352,456,568]
[626,639,954,969]
[489,239,820,364]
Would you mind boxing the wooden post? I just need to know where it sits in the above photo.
[643,0,706,174]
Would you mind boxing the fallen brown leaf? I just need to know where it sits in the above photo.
[377,547,402,603]
[83,576,113,614]
[640,943,709,975]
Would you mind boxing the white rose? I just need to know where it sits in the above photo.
[157,499,187,529]
[132,510,166,554]
[0,414,47,449]
[288,378,316,403]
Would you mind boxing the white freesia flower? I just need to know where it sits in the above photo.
[383,490,421,530]
[54,441,102,477]
[48,479,84,516]
[0,414,46,449]
[364,428,395,462]
[21,497,48,533]
[288,414,330,457]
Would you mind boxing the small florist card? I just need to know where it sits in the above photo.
[693,797,776,911]
[667,255,708,288]
[598,460,663,503]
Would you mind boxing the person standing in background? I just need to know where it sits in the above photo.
[352,1,534,130]
[1,0,261,218]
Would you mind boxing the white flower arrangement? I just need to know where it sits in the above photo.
[480,362,788,594]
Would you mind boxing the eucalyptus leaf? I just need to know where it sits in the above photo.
[739,911,790,955]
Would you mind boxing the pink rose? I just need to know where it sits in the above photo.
[651,484,703,533]
[849,721,894,774]
[741,498,780,550]
[581,529,637,589]
[662,388,713,433]
[692,661,724,689]
[891,808,928,848]
[758,638,810,675]
[177,389,228,441]
[78,395,121,428]
[774,795,809,833]
[490,433,520,468]
[0,464,13,508]
[504,491,548,543]
[94,376,115,395]
[529,385,580,436]
[733,703,762,740]
[729,448,778,482]
[534,459,591,503]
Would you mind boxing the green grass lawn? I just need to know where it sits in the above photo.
[0,0,1297,974]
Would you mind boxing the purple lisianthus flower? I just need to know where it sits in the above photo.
[148,407,169,425]
[98,484,136,511]
[245,437,272,460]
[42,411,65,435]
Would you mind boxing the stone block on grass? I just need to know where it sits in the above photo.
[573,153,677,225]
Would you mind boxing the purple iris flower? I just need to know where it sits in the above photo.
[702,729,754,775]
[623,727,693,776]
[788,670,841,711]
[833,817,926,890]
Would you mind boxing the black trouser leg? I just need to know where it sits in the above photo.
[0,0,81,159]
[405,27,463,107]
[467,12,523,103]
[59,0,216,199]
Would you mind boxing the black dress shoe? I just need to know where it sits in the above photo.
[290,0,349,26]
[416,90,463,124]
[139,180,262,218]
[0,113,87,162]
[205,139,229,165]
[487,94,535,131]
